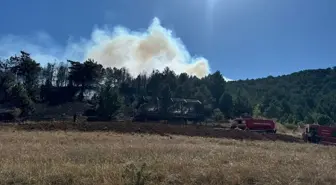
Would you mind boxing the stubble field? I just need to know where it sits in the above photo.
[0,128,335,185]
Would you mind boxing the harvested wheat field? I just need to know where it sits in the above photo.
[0,129,335,185]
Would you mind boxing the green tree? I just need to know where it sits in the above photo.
[204,71,226,107]
[264,102,282,119]
[96,85,123,120]
[56,62,69,87]
[9,51,42,101]
[218,92,233,118]
[252,104,262,118]
[304,114,315,124]
[212,108,224,122]
[42,63,56,86]
[233,92,252,117]
[313,113,333,125]
[68,59,104,100]
[0,71,35,116]
[159,84,172,115]
[193,84,214,117]
[146,70,162,97]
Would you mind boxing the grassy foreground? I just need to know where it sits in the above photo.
[0,129,335,185]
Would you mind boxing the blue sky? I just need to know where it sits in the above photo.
[0,0,335,80]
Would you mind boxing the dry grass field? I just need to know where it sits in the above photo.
[0,128,335,185]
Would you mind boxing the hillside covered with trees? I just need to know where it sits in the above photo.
[0,51,335,125]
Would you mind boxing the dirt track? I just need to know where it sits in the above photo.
[12,121,304,143]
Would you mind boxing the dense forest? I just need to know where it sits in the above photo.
[0,51,335,125]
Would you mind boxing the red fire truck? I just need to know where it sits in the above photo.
[230,116,277,133]
[302,124,336,145]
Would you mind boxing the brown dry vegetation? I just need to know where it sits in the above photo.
[0,128,336,185]
[14,121,303,143]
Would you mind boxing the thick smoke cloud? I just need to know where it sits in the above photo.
[84,17,212,78]
[0,17,232,80]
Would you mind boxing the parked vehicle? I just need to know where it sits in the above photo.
[302,124,336,145]
[230,116,277,133]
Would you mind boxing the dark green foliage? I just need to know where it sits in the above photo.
[252,104,262,118]
[0,51,335,125]
[193,84,213,117]
[226,67,336,124]
[96,84,123,120]
[203,71,226,107]
[0,69,35,116]
[313,113,333,125]
[212,108,224,122]
[218,92,233,118]
[9,51,42,101]
[7,83,35,116]
[159,84,172,114]
[232,92,252,117]
[68,59,104,100]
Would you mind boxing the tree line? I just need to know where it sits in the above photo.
[0,51,335,125]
